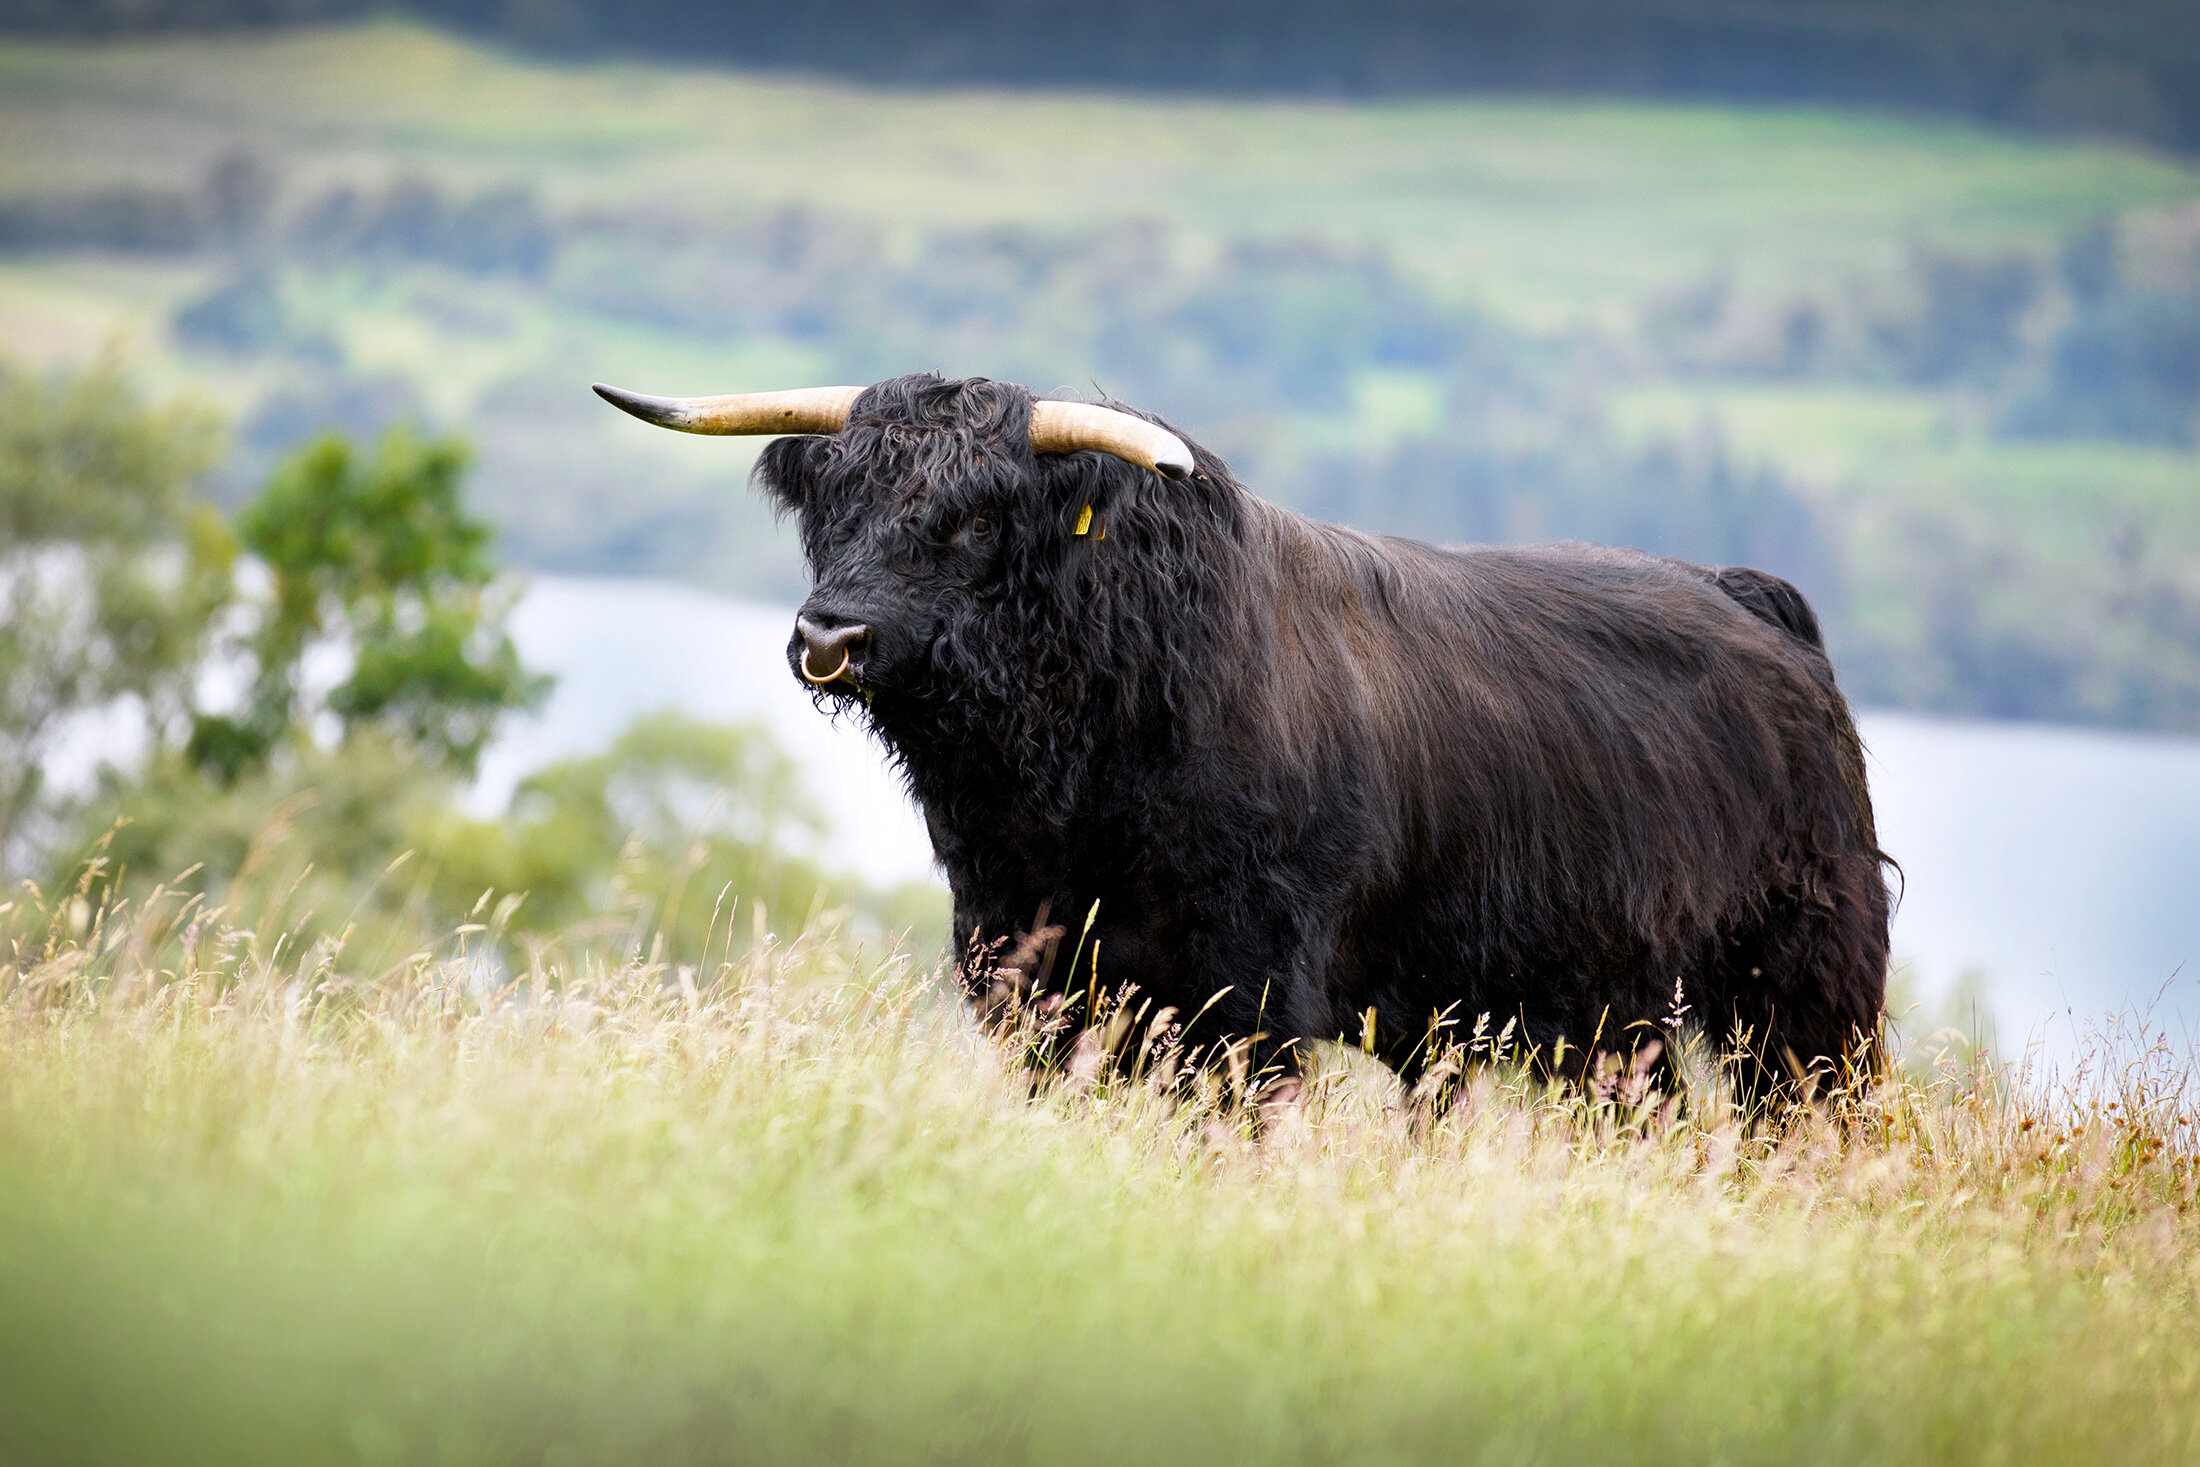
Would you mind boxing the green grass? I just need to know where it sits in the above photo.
[4,882,2199,1465]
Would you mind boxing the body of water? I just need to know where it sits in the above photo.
[488,576,2200,1059]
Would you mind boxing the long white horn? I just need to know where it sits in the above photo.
[1030,400,1194,481]
[592,383,863,435]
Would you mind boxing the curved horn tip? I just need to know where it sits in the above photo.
[1153,451,1193,481]
[591,382,683,426]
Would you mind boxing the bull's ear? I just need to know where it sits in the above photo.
[1029,442,1125,539]
[753,434,824,514]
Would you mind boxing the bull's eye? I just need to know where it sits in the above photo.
[950,513,998,558]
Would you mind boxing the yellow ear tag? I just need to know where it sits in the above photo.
[1074,504,1094,537]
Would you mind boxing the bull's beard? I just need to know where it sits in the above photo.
[843,557,1234,843]
[871,658,1178,867]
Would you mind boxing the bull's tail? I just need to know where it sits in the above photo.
[1710,566,1823,650]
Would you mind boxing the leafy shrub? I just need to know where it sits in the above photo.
[187,427,550,782]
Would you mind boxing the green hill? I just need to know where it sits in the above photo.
[2,20,2198,726]
[4,22,2194,313]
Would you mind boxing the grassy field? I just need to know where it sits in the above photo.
[3,880,2199,1465]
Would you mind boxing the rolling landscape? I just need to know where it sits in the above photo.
[4,20,2199,725]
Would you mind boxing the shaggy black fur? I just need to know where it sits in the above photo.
[757,373,1890,1098]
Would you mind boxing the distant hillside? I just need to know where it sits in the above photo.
[3,0,2198,152]
[1,23,2197,734]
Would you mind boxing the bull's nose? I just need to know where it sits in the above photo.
[795,616,868,684]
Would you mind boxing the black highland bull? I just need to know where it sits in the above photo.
[596,373,1890,1099]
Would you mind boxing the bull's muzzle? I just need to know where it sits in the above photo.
[796,617,867,685]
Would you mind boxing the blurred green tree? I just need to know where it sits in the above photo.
[0,357,231,874]
[187,428,551,783]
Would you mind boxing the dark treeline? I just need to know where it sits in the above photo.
[2,0,2198,152]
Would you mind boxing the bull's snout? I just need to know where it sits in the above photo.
[795,616,868,685]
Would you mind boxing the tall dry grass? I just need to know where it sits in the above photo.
[2,869,2197,1465]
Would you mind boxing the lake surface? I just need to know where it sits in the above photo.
[484,575,2200,1061]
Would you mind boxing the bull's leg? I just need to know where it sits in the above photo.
[1153,896,1345,1107]
[1706,858,1890,1107]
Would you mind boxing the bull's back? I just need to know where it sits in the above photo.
[1261,522,1864,980]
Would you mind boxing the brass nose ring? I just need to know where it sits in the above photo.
[801,644,853,685]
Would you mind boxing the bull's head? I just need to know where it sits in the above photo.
[592,373,1194,707]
